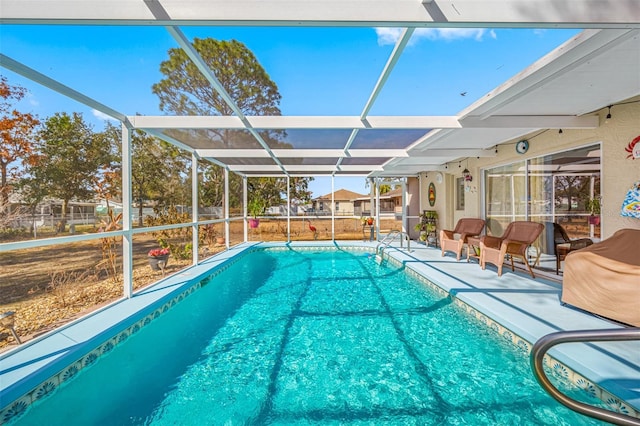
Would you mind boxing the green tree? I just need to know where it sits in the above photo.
[130,129,187,226]
[152,37,312,212]
[25,112,116,230]
[199,163,242,213]
[103,125,189,226]
[93,122,122,214]
[247,177,313,215]
[152,38,282,117]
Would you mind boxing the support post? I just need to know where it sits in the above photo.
[287,176,291,242]
[243,176,248,242]
[331,175,335,240]
[121,124,133,298]
[224,168,229,248]
[192,154,199,265]
[402,178,407,246]
[375,178,381,241]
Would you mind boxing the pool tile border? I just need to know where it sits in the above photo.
[1,244,637,423]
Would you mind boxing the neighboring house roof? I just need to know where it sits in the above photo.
[313,189,368,202]
[353,188,401,201]
[385,188,403,199]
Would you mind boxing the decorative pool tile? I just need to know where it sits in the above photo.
[83,351,99,367]
[1,395,30,424]
[551,362,570,379]
[605,394,633,415]
[60,362,80,383]
[576,377,598,398]
[34,380,57,400]
[101,341,115,354]
[515,338,531,354]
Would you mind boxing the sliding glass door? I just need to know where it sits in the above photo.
[483,143,601,273]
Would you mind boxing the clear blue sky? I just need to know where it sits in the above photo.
[0,25,580,196]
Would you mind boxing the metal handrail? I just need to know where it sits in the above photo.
[530,327,640,425]
[375,231,410,259]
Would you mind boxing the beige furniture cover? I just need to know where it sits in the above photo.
[562,228,640,326]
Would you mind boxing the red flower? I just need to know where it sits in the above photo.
[148,248,170,257]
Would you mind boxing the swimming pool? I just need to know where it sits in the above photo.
[5,247,608,424]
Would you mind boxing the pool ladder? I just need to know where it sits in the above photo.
[375,231,410,264]
[531,327,640,425]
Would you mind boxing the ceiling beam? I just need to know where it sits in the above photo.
[460,115,599,129]
[130,115,452,129]
[406,149,497,158]
[129,114,595,130]
[195,149,408,158]
[2,0,639,27]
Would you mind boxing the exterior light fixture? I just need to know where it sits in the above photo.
[605,105,612,123]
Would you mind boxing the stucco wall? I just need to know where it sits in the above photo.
[417,171,449,234]
[442,99,640,239]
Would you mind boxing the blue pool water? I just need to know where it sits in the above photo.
[15,248,605,425]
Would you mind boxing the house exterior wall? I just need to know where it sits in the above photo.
[443,100,640,239]
[312,199,356,215]
[416,172,449,238]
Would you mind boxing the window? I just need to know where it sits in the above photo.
[335,202,340,211]
[485,145,600,234]
[456,177,465,210]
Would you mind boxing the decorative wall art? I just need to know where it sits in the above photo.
[620,180,640,219]
[428,182,436,206]
[625,135,640,159]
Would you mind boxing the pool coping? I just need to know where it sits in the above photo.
[1,241,638,423]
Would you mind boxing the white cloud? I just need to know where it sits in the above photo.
[375,27,495,45]
[374,28,405,46]
[415,28,489,41]
[92,109,116,122]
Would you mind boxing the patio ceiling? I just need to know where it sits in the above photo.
[1,1,639,178]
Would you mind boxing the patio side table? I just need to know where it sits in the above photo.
[467,236,482,263]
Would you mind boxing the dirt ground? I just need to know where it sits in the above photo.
[0,217,401,350]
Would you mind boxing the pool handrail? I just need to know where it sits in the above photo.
[376,230,410,261]
[530,327,640,426]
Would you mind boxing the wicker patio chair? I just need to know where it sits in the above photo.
[440,218,485,261]
[479,221,544,278]
[551,222,593,274]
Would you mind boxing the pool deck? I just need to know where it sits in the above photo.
[1,241,639,419]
